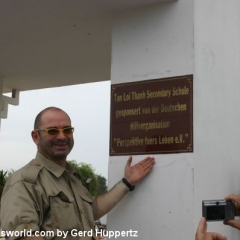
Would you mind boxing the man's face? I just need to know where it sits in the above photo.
[32,110,74,161]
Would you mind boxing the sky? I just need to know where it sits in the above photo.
[0,81,111,178]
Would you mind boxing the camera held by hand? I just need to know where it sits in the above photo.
[202,199,235,222]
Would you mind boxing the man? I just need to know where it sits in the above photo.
[1,107,155,240]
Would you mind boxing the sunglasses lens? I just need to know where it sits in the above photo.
[63,127,74,134]
[47,128,60,135]
[43,127,74,135]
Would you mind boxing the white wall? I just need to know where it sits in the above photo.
[194,0,240,239]
[0,79,3,129]
[108,0,240,239]
[109,1,194,239]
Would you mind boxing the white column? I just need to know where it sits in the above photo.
[194,0,240,239]
[0,78,3,130]
[108,1,194,239]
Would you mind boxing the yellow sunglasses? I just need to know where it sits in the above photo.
[35,127,74,136]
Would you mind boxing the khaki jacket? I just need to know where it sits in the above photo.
[1,153,98,240]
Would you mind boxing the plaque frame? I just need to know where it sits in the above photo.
[110,75,193,156]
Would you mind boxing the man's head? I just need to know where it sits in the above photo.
[31,107,74,164]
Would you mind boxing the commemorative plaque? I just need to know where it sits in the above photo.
[110,75,193,156]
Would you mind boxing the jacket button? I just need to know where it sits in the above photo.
[23,224,30,229]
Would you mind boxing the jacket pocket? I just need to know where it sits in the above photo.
[79,194,95,228]
[50,191,78,231]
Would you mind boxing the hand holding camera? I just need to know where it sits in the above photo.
[202,199,235,222]
[195,217,227,240]
[197,194,240,240]
[223,194,240,230]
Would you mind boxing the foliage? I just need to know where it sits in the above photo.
[0,163,108,199]
[68,160,99,196]
[0,170,12,199]
[96,174,107,195]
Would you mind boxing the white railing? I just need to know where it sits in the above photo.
[1,89,20,119]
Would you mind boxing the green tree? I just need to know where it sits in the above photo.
[0,170,12,199]
[68,160,99,196]
[96,174,107,195]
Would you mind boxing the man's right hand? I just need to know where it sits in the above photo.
[195,217,227,240]
[224,194,240,230]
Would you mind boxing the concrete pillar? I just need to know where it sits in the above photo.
[108,0,240,239]
[194,0,240,239]
[0,78,3,130]
[108,1,194,239]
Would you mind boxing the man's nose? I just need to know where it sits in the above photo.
[56,131,67,139]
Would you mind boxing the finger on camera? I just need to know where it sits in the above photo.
[224,220,240,230]
[234,208,240,217]
[225,194,240,204]
[225,194,240,210]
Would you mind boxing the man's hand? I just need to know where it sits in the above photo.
[195,217,227,240]
[124,156,155,185]
[224,194,240,230]
[95,156,155,219]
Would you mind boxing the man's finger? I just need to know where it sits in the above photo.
[195,217,206,239]
[225,194,240,212]
[225,194,239,202]
[224,219,240,230]
[206,232,227,240]
[141,157,155,166]
[139,158,155,172]
[126,156,132,167]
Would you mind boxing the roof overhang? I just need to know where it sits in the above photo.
[0,0,174,93]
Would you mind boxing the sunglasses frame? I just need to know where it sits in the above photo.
[35,126,74,135]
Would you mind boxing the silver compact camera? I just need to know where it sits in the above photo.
[202,199,235,221]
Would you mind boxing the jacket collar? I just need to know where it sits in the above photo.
[35,152,77,178]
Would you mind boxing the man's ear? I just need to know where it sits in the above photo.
[31,131,40,144]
